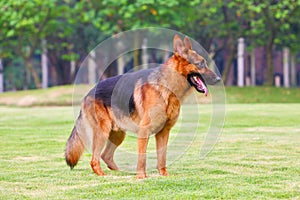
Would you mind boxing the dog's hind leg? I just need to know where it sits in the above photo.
[90,127,107,176]
[90,117,112,176]
[101,130,126,170]
[84,97,111,176]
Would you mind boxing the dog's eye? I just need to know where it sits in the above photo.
[196,60,206,69]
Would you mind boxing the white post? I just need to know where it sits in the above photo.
[70,60,76,82]
[0,58,3,93]
[246,76,251,86]
[117,41,124,75]
[275,75,281,87]
[117,55,124,75]
[251,49,256,86]
[290,52,296,87]
[41,39,48,89]
[88,50,96,84]
[142,38,148,69]
[237,38,245,87]
[283,47,290,88]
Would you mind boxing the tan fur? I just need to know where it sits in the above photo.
[65,35,220,179]
[65,127,85,168]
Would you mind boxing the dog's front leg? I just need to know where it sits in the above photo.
[155,127,170,176]
[136,137,149,179]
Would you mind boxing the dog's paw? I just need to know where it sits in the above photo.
[136,172,147,179]
[90,160,106,176]
[159,167,168,176]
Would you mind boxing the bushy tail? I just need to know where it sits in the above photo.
[65,126,85,169]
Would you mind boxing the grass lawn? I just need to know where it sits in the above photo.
[0,85,299,106]
[0,103,299,199]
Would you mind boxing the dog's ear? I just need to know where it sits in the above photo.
[173,34,186,55]
[184,36,192,50]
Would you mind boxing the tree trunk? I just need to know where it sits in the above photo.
[250,49,256,86]
[265,27,276,86]
[25,58,41,88]
[222,36,235,85]
[290,52,296,87]
[0,58,3,93]
[265,44,273,86]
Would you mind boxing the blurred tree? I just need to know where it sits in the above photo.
[76,0,189,70]
[45,1,106,85]
[276,5,300,87]
[219,1,245,84]
[1,0,300,89]
[3,57,27,90]
[0,0,69,88]
[179,0,223,52]
[274,3,300,53]
[242,0,300,85]
[181,0,245,84]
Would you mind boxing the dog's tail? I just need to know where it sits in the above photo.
[65,125,85,169]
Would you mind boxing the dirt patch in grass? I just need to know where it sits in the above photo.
[17,96,38,106]
[12,156,48,162]
[0,85,90,107]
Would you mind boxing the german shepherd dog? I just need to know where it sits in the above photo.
[65,35,220,179]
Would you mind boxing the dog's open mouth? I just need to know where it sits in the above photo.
[188,73,208,96]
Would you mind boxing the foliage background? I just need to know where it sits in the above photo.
[1,0,300,89]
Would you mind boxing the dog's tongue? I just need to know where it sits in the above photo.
[203,86,208,96]
[196,76,208,96]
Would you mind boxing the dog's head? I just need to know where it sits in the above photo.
[173,34,221,96]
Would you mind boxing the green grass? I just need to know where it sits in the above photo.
[0,104,299,199]
[225,86,300,103]
[0,85,299,106]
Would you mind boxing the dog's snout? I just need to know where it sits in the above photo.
[215,76,221,82]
